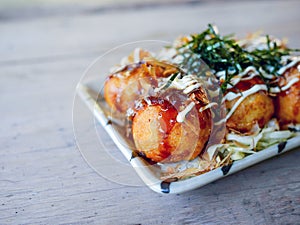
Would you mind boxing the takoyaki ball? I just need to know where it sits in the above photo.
[225,77,275,133]
[104,61,178,113]
[132,95,212,163]
[104,63,155,113]
[275,64,300,126]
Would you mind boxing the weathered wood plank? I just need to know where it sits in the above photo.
[0,1,299,63]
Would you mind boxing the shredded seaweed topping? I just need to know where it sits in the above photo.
[178,24,299,93]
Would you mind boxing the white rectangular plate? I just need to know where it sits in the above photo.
[77,80,300,194]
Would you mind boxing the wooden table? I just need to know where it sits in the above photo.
[1,1,300,224]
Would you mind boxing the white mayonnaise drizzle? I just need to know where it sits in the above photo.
[176,102,195,123]
[216,57,300,91]
[156,74,202,95]
[241,72,259,81]
[270,77,300,93]
[238,66,259,77]
[216,66,258,79]
[225,84,268,120]
[258,68,275,79]
[277,58,300,75]
[281,77,300,90]
[184,83,201,94]
[199,102,218,113]
[216,66,266,89]
[214,118,226,126]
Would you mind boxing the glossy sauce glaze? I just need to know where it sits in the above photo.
[132,97,178,162]
[104,61,179,113]
[132,85,213,163]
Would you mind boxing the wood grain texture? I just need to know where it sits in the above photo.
[0,1,300,224]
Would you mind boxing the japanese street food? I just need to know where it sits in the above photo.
[132,77,213,162]
[103,24,299,179]
[105,56,217,162]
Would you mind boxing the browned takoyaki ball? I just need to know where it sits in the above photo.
[104,61,178,113]
[275,64,300,126]
[225,77,275,133]
[104,63,155,113]
[132,94,212,163]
